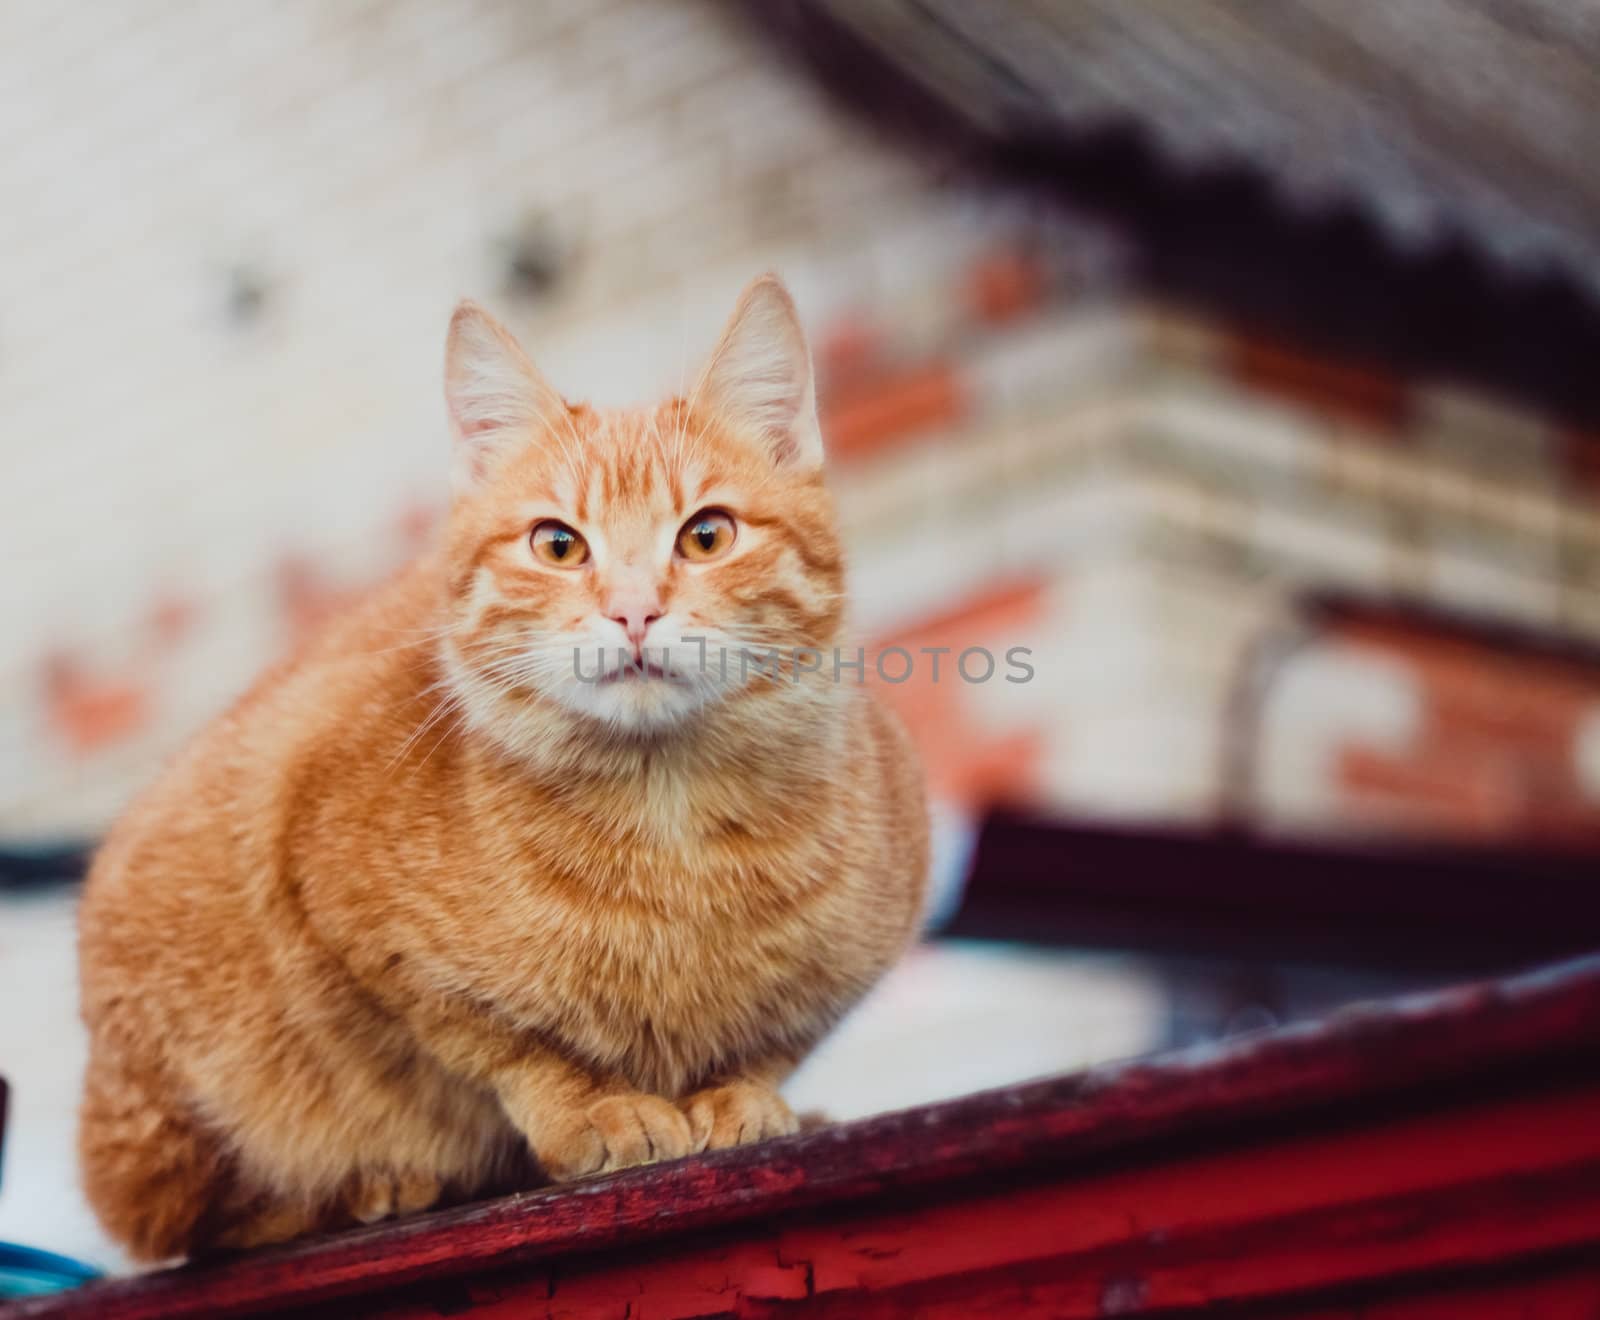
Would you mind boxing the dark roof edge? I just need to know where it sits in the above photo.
[746,1,1600,434]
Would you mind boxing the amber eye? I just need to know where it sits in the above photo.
[676,509,736,561]
[530,520,589,567]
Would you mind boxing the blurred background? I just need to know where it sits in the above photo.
[7,0,1600,1273]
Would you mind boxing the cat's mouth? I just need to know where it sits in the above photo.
[597,660,677,685]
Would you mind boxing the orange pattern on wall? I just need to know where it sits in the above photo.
[45,657,149,755]
[869,579,1049,812]
[1333,619,1600,845]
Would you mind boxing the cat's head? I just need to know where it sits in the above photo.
[439,274,845,740]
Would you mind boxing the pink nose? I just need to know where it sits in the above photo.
[606,600,663,646]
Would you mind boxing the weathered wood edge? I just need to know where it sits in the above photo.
[11,953,1600,1320]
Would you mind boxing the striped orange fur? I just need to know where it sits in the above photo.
[76,275,929,1260]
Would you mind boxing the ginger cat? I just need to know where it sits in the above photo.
[76,275,928,1261]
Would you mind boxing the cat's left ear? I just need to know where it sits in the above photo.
[695,274,822,470]
[444,300,565,486]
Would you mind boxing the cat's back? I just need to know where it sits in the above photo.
[79,558,443,954]
[844,688,930,922]
[859,689,927,836]
[816,689,929,969]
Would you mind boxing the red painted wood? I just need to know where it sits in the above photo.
[10,955,1600,1319]
[1284,1269,1600,1320]
[319,1084,1600,1318]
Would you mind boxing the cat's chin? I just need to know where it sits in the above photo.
[555,674,710,734]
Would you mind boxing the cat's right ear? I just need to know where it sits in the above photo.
[444,301,564,487]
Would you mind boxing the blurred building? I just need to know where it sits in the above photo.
[0,0,1026,846]
[7,0,1600,859]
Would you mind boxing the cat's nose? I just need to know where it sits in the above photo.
[607,604,663,646]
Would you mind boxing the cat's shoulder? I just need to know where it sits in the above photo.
[159,557,444,787]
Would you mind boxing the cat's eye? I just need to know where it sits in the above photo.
[676,509,737,562]
[530,520,589,568]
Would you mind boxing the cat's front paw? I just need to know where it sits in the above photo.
[682,1082,798,1152]
[536,1094,693,1180]
[344,1169,442,1225]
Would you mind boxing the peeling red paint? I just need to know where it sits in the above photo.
[869,579,1051,810]
[1227,332,1410,429]
[816,318,886,388]
[43,655,149,753]
[1331,613,1600,844]
[966,246,1049,325]
[821,362,966,462]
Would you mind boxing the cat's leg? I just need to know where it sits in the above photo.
[203,1195,324,1252]
[201,1169,445,1249]
[680,1052,801,1153]
[387,991,692,1181]
[78,1042,233,1262]
[78,1029,404,1257]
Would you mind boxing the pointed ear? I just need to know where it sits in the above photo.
[695,274,822,469]
[444,300,564,485]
